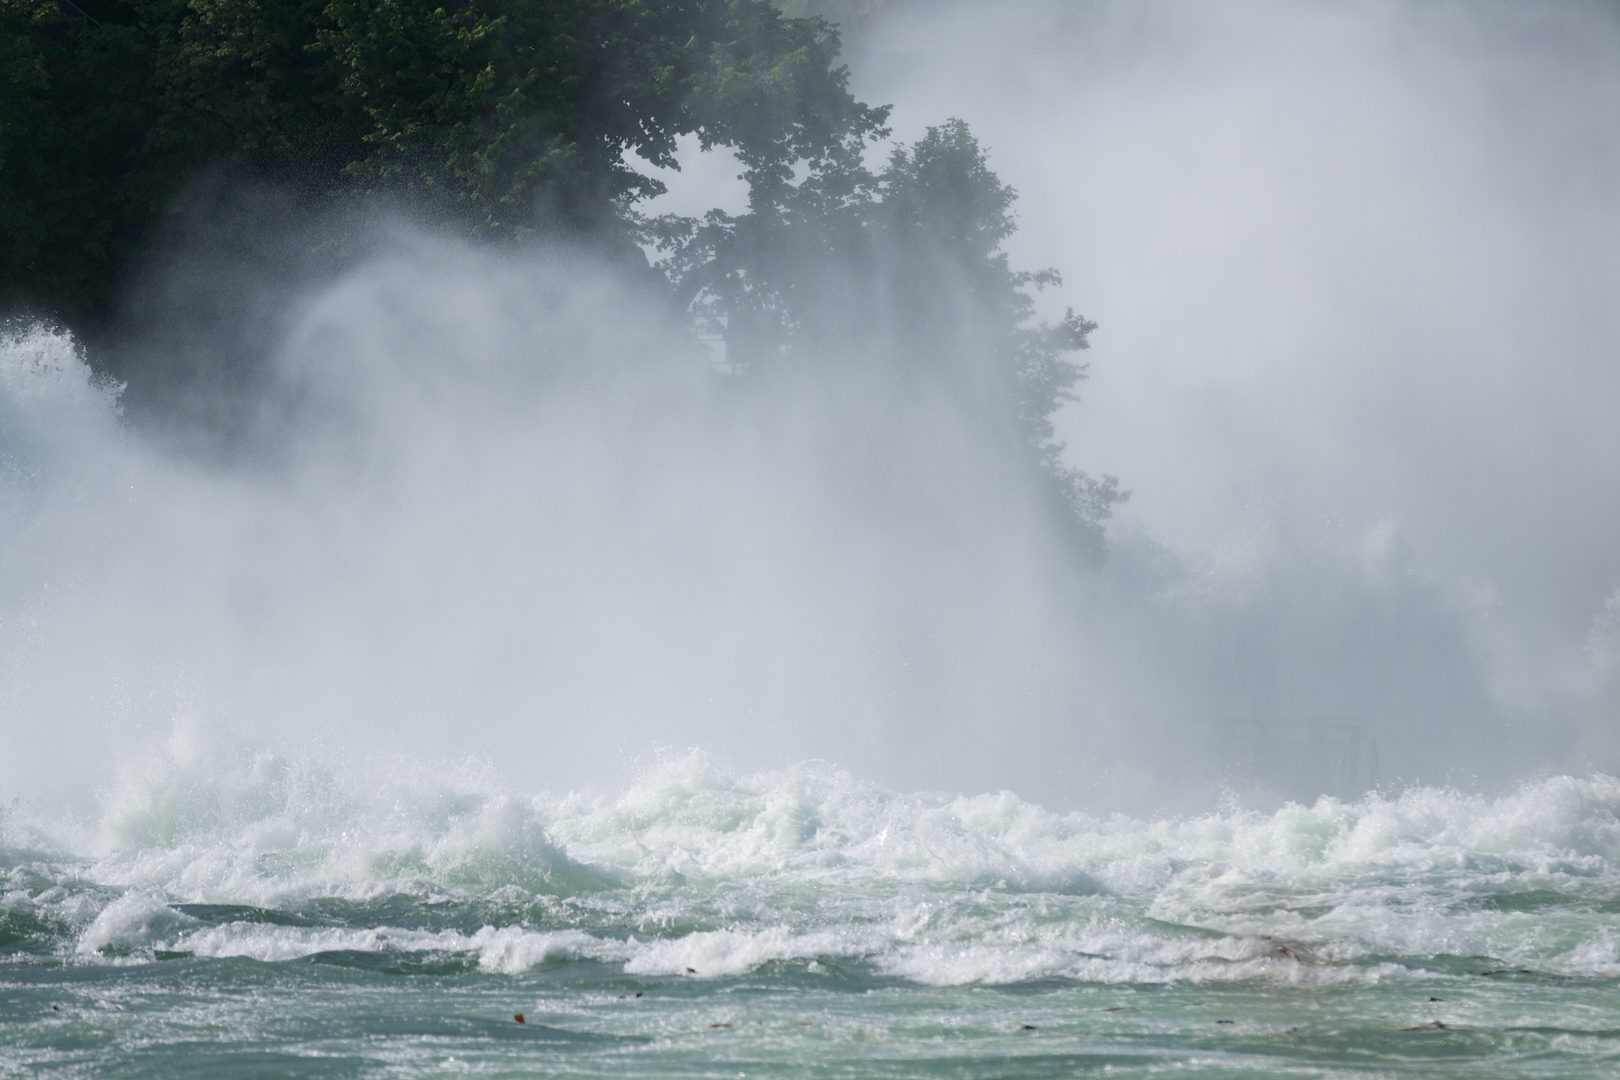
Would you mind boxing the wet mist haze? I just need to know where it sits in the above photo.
[2,221,1104,811]
[843,0,1620,762]
[4,0,1619,818]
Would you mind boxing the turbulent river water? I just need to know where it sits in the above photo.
[3,750,1618,1078]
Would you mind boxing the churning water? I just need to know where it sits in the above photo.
[4,746,1620,1077]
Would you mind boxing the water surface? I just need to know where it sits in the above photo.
[5,755,1618,1077]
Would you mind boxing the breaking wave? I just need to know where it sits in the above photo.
[5,746,1618,987]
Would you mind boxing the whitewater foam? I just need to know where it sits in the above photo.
[4,748,1617,987]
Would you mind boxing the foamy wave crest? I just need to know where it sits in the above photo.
[5,748,1618,985]
[76,891,195,956]
[76,735,604,905]
[0,323,120,409]
[0,324,123,491]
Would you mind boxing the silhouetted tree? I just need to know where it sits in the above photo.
[652,118,1126,557]
[0,0,868,328]
[2,0,1121,554]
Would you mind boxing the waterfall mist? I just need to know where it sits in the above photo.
[4,0,1619,819]
[2,219,1111,813]
[840,0,1620,783]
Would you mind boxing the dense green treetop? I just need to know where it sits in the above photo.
[654,118,1125,557]
[1,0,1123,553]
[0,0,871,325]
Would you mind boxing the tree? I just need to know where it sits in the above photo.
[0,0,870,328]
[651,118,1126,558]
[1,0,1122,556]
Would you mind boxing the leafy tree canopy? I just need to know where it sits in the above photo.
[651,117,1125,558]
[1,0,1123,553]
[0,0,872,326]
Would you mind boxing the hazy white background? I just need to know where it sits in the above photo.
[835,0,1620,722]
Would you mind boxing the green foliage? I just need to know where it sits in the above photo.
[319,0,681,231]
[4,0,173,324]
[0,0,49,274]
[773,0,880,36]
[3,0,344,326]
[1,0,1121,555]
[0,0,868,326]
[652,118,1126,557]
